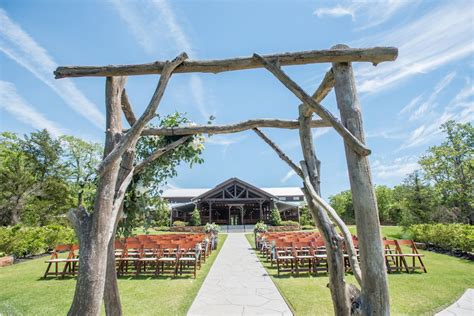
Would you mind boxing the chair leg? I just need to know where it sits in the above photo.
[44,263,52,278]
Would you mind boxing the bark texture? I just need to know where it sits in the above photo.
[298,107,351,315]
[67,76,126,316]
[332,44,390,316]
[54,47,397,78]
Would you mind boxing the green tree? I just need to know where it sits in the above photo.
[61,135,102,208]
[269,207,282,226]
[118,112,205,235]
[419,121,473,223]
[375,185,395,224]
[190,208,201,226]
[329,190,354,223]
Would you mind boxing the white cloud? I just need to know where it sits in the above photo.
[372,156,419,180]
[0,81,64,137]
[314,5,355,19]
[356,2,474,94]
[313,128,331,139]
[281,169,297,183]
[400,78,474,149]
[408,72,456,121]
[314,1,415,29]
[112,0,212,121]
[0,9,104,128]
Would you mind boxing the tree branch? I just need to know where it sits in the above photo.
[300,162,363,286]
[137,119,330,136]
[133,136,192,175]
[254,53,371,156]
[97,52,188,176]
[54,47,398,78]
[121,89,137,126]
[252,128,303,178]
[301,68,335,117]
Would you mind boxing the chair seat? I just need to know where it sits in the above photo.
[45,259,69,263]
[158,257,177,261]
[179,257,197,261]
[297,255,313,259]
[117,257,139,261]
[314,255,327,259]
[138,258,158,261]
[277,256,294,260]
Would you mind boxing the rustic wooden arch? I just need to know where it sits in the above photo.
[56,45,397,316]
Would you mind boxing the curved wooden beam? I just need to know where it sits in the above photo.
[54,47,398,78]
[136,119,330,136]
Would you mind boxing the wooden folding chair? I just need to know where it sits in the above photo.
[383,239,406,273]
[117,241,141,275]
[396,240,427,273]
[274,241,295,276]
[136,241,159,276]
[157,244,179,277]
[177,242,201,278]
[293,242,313,275]
[311,239,328,274]
[43,244,71,278]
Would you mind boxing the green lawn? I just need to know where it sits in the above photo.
[246,227,474,316]
[0,234,227,316]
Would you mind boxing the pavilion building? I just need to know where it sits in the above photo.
[163,177,304,225]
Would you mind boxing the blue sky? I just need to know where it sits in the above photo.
[0,0,473,199]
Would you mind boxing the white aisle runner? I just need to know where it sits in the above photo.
[188,233,293,316]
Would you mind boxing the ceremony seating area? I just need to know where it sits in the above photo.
[43,233,213,279]
[256,231,427,276]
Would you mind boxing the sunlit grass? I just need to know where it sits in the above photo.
[0,234,227,315]
[246,226,474,315]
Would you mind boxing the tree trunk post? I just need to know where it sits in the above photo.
[332,44,390,315]
[68,76,126,316]
[298,105,351,315]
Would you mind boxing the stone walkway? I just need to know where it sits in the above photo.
[435,289,474,316]
[188,233,292,316]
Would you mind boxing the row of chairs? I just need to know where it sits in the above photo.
[256,232,427,276]
[43,233,212,279]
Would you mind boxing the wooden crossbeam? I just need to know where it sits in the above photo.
[254,53,371,156]
[136,119,330,136]
[54,47,398,78]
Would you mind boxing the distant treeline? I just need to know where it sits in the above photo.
[328,121,473,226]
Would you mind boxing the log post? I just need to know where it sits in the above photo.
[332,44,390,315]
[298,105,351,315]
[68,76,126,316]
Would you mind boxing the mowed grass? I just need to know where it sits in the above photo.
[0,234,227,316]
[246,226,474,316]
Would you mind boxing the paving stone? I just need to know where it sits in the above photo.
[188,233,292,316]
[435,289,474,316]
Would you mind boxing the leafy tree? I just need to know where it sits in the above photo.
[298,204,314,226]
[269,207,282,226]
[375,185,395,224]
[118,112,205,235]
[190,208,201,226]
[419,121,473,223]
[329,190,354,223]
[61,135,102,208]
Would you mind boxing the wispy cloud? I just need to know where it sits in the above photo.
[0,9,104,128]
[400,78,474,149]
[356,2,474,94]
[314,5,355,19]
[407,72,456,121]
[314,1,415,30]
[281,169,297,183]
[112,0,214,122]
[205,134,246,156]
[0,81,64,137]
[372,155,419,180]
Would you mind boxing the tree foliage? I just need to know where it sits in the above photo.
[329,121,473,226]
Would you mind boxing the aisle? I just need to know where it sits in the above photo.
[188,233,292,315]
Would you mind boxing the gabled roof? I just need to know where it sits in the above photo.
[192,177,278,201]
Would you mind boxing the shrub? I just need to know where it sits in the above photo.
[204,222,220,234]
[172,220,188,227]
[0,225,77,258]
[190,208,201,226]
[155,226,171,231]
[301,225,315,230]
[409,223,474,252]
[254,222,268,233]
[280,220,300,227]
[269,208,282,226]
